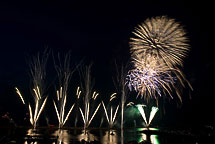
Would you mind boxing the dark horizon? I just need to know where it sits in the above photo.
[0,1,213,128]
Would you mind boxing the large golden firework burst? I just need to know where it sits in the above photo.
[130,16,190,67]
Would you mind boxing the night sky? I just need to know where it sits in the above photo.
[0,1,213,128]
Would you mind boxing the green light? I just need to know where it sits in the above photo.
[136,104,158,127]
[150,135,160,144]
[137,133,146,143]
[137,133,160,144]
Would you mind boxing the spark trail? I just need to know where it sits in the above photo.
[137,105,159,127]
[102,93,119,128]
[15,50,49,128]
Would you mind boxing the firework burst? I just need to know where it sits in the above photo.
[127,56,172,101]
[127,16,192,102]
[126,55,190,102]
[130,16,190,67]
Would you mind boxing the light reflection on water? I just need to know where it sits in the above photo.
[101,129,119,143]
[23,128,160,144]
[53,129,73,144]
[124,128,160,143]
[76,130,98,142]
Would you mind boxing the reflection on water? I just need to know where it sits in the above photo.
[150,135,159,144]
[101,129,119,144]
[4,126,212,143]
[137,133,159,144]
[53,129,73,144]
[77,130,98,142]
[3,125,211,144]
[21,127,160,143]
[137,128,160,144]
[123,128,160,144]
[24,128,57,144]
[26,128,39,137]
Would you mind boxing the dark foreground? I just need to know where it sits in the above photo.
[0,126,214,144]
